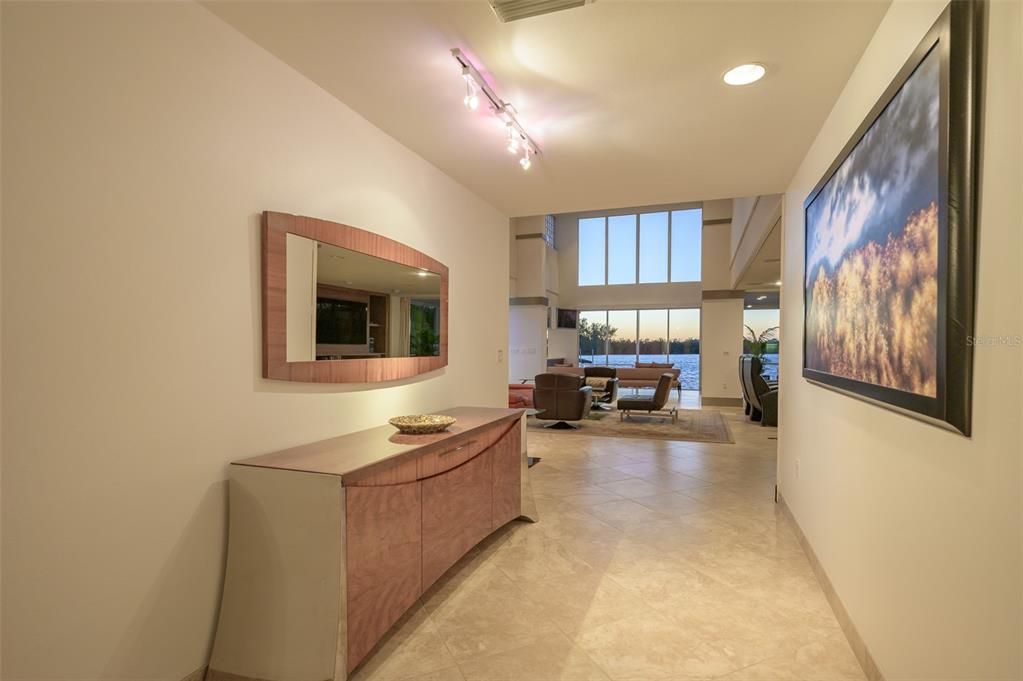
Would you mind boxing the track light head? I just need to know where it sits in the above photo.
[463,72,479,111]
[506,124,520,153]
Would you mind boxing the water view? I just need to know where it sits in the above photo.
[577,353,779,390]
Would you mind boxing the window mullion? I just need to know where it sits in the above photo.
[667,210,673,283]
[603,217,609,285]
[634,214,640,285]
[635,310,640,366]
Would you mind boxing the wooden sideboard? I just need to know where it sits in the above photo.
[207,407,537,681]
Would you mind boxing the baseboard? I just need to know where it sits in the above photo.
[181,666,207,681]
[777,493,886,681]
[700,396,743,407]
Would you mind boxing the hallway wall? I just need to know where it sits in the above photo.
[1,3,509,679]
[778,1,1022,679]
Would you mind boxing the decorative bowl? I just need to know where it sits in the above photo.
[388,414,457,435]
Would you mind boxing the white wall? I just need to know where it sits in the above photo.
[0,3,509,679]
[700,299,744,401]
[778,2,1022,679]
[700,216,743,401]
[729,194,781,289]
[508,305,548,382]
[729,196,755,256]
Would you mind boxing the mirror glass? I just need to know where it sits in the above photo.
[285,233,442,361]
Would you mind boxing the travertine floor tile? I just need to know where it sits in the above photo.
[350,605,459,681]
[351,404,864,681]
[571,611,741,679]
[457,631,611,681]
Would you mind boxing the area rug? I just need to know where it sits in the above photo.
[527,408,734,444]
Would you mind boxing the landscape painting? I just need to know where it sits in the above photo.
[804,47,940,397]
[802,2,980,435]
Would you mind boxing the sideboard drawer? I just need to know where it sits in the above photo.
[416,437,483,479]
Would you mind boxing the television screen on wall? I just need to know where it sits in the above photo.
[316,297,368,344]
[557,308,578,329]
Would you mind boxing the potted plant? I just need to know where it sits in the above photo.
[743,325,779,358]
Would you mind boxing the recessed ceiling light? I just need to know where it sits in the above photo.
[774,280,782,286]
[723,63,766,86]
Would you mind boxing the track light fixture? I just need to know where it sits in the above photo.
[452,48,540,171]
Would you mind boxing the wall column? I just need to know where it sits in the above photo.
[700,200,745,406]
[699,294,745,406]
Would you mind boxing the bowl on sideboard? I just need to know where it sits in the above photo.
[388,414,457,435]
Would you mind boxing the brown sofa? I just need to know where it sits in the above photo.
[549,365,682,397]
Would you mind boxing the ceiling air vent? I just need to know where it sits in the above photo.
[489,0,593,23]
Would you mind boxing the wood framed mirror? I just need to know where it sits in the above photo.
[263,211,448,383]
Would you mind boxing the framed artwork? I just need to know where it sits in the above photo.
[802,2,983,435]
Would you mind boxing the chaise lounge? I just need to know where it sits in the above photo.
[617,373,678,423]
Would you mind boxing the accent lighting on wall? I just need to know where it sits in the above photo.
[452,48,540,171]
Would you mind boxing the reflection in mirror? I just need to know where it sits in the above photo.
[285,234,441,362]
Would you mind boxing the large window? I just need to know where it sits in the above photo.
[639,213,669,283]
[671,209,702,282]
[578,209,701,286]
[578,218,605,286]
[578,308,701,389]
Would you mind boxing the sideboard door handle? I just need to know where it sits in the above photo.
[439,441,475,456]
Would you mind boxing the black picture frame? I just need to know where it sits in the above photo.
[801,2,983,436]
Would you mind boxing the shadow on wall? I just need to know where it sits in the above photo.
[101,482,228,679]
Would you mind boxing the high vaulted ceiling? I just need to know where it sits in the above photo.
[206,1,889,217]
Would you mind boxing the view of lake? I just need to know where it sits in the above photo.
[578,353,780,390]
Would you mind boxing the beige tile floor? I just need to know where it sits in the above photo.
[352,397,864,681]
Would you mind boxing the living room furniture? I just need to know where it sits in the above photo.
[508,383,534,408]
[583,366,619,409]
[532,373,593,428]
[740,355,779,426]
[207,407,536,681]
[549,365,682,396]
[617,373,678,423]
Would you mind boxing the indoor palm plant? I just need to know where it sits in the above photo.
[743,325,779,358]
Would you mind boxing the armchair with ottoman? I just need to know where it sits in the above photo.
[532,373,593,429]
[739,355,778,426]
